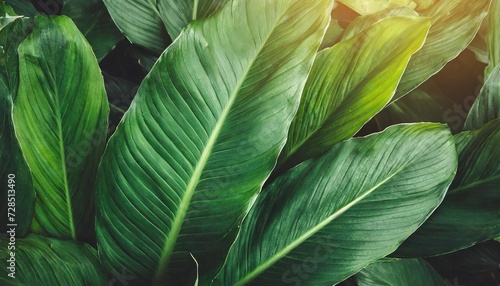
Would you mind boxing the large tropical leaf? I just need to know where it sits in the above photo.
[464,63,500,130]
[217,123,457,286]
[103,0,229,54]
[12,16,109,241]
[486,0,500,78]
[356,258,446,286]
[0,235,107,285]
[393,0,491,101]
[0,18,34,237]
[396,119,500,257]
[62,0,123,61]
[341,5,417,41]
[277,16,430,168]
[95,0,333,284]
[337,0,416,15]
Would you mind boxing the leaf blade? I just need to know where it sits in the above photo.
[0,18,34,237]
[0,235,108,285]
[12,16,109,241]
[279,16,430,167]
[397,119,500,257]
[356,258,447,286]
[218,123,457,285]
[464,65,500,130]
[96,0,333,283]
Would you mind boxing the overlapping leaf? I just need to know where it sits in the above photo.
[341,6,417,41]
[12,16,109,241]
[278,16,430,168]
[486,0,500,78]
[375,90,446,130]
[103,0,229,54]
[394,0,491,100]
[397,119,500,257]
[62,0,123,61]
[95,0,332,284]
[337,0,416,15]
[4,0,37,17]
[0,235,107,285]
[465,65,500,130]
[0,3,21,30]
[218,124,457,286]
[428,240,500,274]
[0,18,34,236]
[356,258,446,286]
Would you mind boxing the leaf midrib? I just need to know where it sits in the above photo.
[235,168,404,285]
[153,5,290,282]
[53,74,76,240]
[192,0,199,20]
[451,174,500,194]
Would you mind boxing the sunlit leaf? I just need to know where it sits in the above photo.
[278,16,429,168]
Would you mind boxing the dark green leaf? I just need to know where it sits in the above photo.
[356,258,447,286]
[375,90,446,130]
[96,0,333,284]
[0,18,34,237]
[464,65,500,130]
[397,119,500,257]
[4,0,37,17]
[0,235,107,285]
[62,0,123,61]
[218,124,457,286]
[428,240,500,274]
[12,16,109,241]
[103,0,229,54]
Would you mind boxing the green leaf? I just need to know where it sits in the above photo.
[396,119,500,257]
[12,16,109,241]
[62,0,123,61]
[319,19,344,50]
[4,0,37,17]
[375,90,446,130]
[342,5,418,40]
[0,3,21,30]
[356,258,447,286]
[104,74,138,116]
[467,16,488,64]
[103,0,229,54]
[217,123,457,286]
[337,0,416,15]
[96,0,333,284]
[486,0,500,78]
[0,235,108,285]
[428,240,500,274]
[278,16,430,168]
[394,0,491,101]
[0,18,35,237]
[464,65,500,130]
